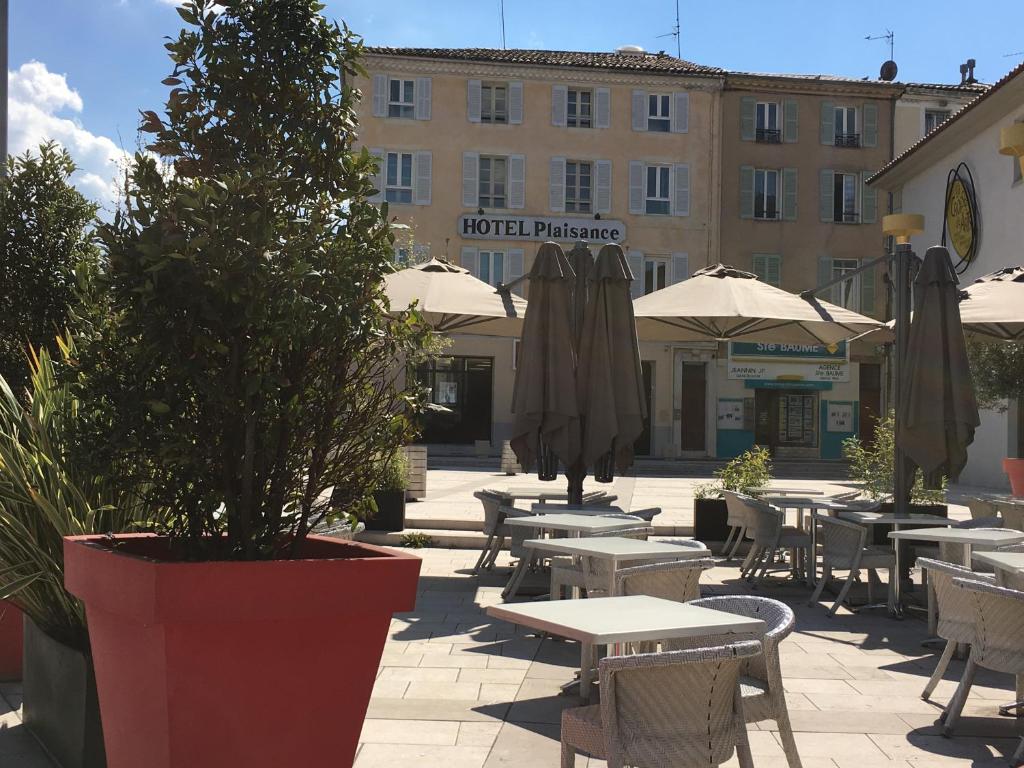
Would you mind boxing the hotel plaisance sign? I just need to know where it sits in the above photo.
[727,342,850,384]
[459,214,626,243]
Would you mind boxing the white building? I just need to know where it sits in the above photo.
[871,61,1024,489]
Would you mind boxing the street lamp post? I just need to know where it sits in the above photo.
[1,0,8,176]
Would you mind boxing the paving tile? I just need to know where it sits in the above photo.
[405,681,481,700]
[358,718,460,746]
[483,722,562,768]
[365,698,509,723]
[783,678,859,695]
[456,722,503,747]
[354,743,490,768]
[868,732,1017,761]
[371,679,410,699]
[458,668,527,685]
[419,654,490,669]
[805,693,941,714]
[787,709,927,735]
[378,667,460,682]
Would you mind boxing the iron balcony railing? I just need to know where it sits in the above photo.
[756,128,781,143]
[834,133,861,148]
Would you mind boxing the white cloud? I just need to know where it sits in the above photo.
[7,60,130,210]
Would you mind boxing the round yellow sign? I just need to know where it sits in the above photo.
[946,178,974,261]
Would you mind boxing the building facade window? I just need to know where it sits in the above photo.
[565,160,592,213]
[645,165,671,214]
[643,256,669,295]
[924,109,950,134]
[756,102,780,143]
[388,78,415,119]
[481,82,508,123]
[831,258,860,308]
[834,105,859,147]
[479,156,508,209]
[754,169,780,220]
[384,151,413,204]
[567,88,593,128]
[647,93,671,132]
[478,250,505,286]
[833,172,859,222]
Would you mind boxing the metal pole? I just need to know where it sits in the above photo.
[1,0,8,176]
[892,242,913,520]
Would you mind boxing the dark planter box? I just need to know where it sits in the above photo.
[23,618,106,768]
[0,600,23,682]
[694,498,730,545]
[367,489,407,532]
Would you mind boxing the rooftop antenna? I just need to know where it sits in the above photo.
[865,29,895,61]
[1005,51,1024,57]
[655,0,681,58]
[499,0,506,50]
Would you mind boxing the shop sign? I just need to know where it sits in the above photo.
[942,162,980,266]
[727,342,849,383]
[827,402,854,432]
[458,214,626,243]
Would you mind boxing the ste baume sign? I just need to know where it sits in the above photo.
[727,342,850,383]
[459,214,626,243]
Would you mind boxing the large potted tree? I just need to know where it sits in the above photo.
[693,446,772,546]
[968,340,1024,494]
[62,3,430,767]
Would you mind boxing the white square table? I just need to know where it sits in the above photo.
[486,595,764,698]
[504,486,569,501]
[750,487,825,497]
[762,497,869,585]
[501,514,644,599]
[888,528,1024,615]
[972,550,1024,587]
[523,537,709,596]
[530,503,627,516]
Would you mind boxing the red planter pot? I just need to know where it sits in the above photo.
[64,533,421,768]
[1005,458,1024,497]
[0,600,23,681]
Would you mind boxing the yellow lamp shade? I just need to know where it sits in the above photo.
[883,213,925,244]
[1000,123,1024,174]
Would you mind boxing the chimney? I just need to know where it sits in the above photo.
[960,59,978,85]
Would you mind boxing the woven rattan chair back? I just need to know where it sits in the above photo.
[614,558,715,601]
[816,515,867,566]
[918,558,982,645]
[722,490,749,530]
[599,641,762,768]
[965,497,999,520]
[995,501,1024,532]
[952,577,1024,675]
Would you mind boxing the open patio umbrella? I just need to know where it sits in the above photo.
[896,246,980,488]
[633,264,884,344]
[577,244,646,476]
[957,266,1024,341]
[383,257,526,336]
[509,243,581,477]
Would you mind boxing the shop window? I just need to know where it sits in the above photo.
[416,357,494,444]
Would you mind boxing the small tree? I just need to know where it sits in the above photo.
[70,0,430,560]
[842,412,946,504]
[967,339,1024,411]
[0,142,99,394]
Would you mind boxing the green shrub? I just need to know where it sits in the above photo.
[841,412,946,505]
[713,445,773,496]
[399,532,433,549]
[376,450,408,492]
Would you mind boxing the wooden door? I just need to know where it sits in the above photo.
[680,362,706,452]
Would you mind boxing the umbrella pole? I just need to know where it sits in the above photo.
[892,241,914,520]
[566,461,585,506]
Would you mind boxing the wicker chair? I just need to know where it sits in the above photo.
[663,596,803,768]
[806,515,894,616]
[917,558,993,702]
[471,490,526,573]
[560,641,762,768]
[742,497,811,587]
[966,496,1000,520]
[722,490,751,559]
[613,558,715,601]
[549,525,653,601]
[996,501,1024,532]
[945,578,1024,765]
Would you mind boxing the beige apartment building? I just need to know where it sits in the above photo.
[357,46,984,461]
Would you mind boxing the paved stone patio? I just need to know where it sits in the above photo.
[0,468,1014,767]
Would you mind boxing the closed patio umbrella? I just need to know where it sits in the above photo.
[896,246,980,487]
[509,243,581,476]
[576,244,646,476]
[383,257,526,336]
[633,264,884,344]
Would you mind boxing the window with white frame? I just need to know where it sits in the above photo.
[384,151,413,204]
[925,109,950,134]
[833,172,859,222]
[481,82,508,123]
[833,106,859,147]
[567,88,593,128]
[388,78,415,119]
[565,160,592,213]
[645,165,671,214]
[647,94,671,132]
[643,255,669,295]
[831,259,860,309]
[756,102,780,143]
[479,156,508,209]
[754,169,780,220]
[478,250,505,287]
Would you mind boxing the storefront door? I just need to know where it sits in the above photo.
[754,389,819,454]
[635,361,654,456]
[416,356,494,444]
[680,362,707,452]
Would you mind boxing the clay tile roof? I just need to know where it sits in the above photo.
[363,47,723,76]
[871,60,1024,183]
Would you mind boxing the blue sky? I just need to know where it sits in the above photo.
[8,0,1023,208]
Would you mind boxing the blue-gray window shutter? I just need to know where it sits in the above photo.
[629,161,644,214]
[595,160,612,214]
[819,169,834,222]
[739,165,755,219]
[467,79,482,123]
[508,81,524,124]
[369,148,384,203]
[672,164,690,217]
[507,248,525,296]
[508,154,526,209]
[595,87,611,129]
[740,96,756,141]
[628,250,644,298]
[631,90,647,131]
[549,156,566,213]
[671,92,689,133]
[782,168,798,221]
[862,102,878,148]
[860,171,877,224]
[372,74,387,117]
[818,256,833,302]
[461,246,479,277]
[551,85,567,127]
[414,77,431,120]
[671,253,689,284]
[783,99,798,143]
[413,151,431,205]
[462,152,479,207]
[861,260,876,314]
[820,100,835,145]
